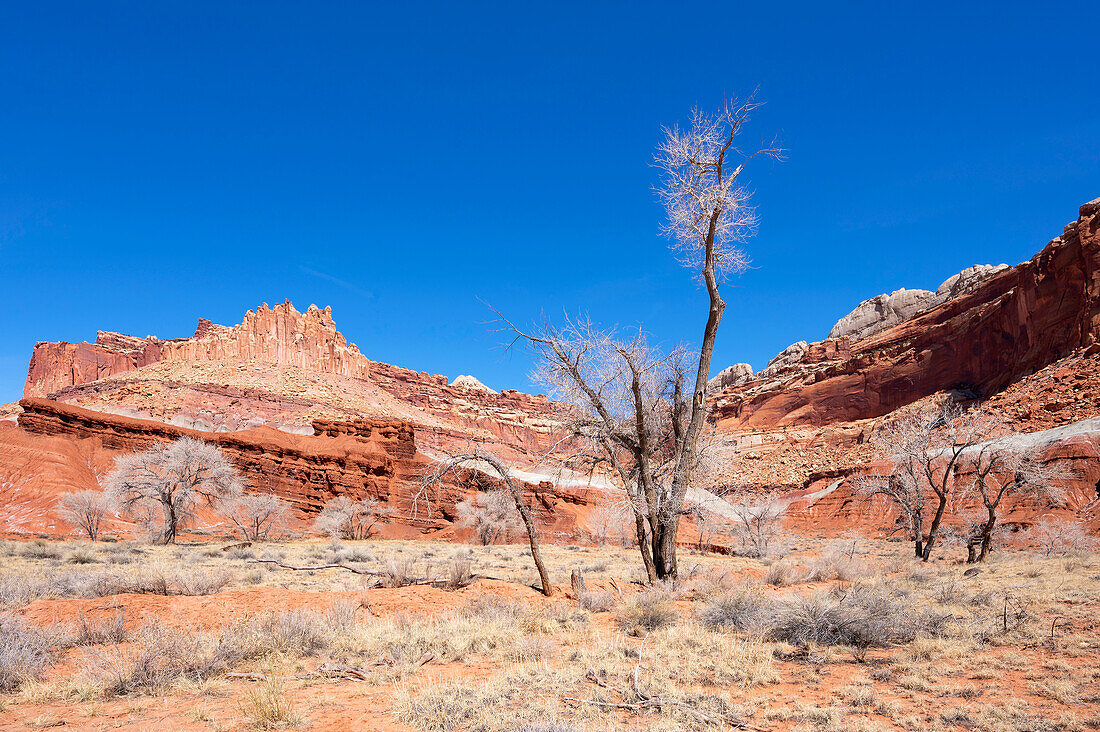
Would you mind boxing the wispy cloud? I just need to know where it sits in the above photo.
[299,266,375,299]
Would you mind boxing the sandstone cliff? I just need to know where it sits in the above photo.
[24,300,372,398]
[712,198,1100,430]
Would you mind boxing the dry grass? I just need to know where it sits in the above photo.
[0,537,1097,730]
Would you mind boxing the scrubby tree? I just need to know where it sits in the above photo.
[859,403,987,561]
[1030,517,1094,557]
[962,432,1068,562]
[221,492,292,541]
[588,499,633,547]
[107,437,243,544]
[728,494,787,557]
[499,96,781,581]
[455,489,522,545]
[58,490,112,541]
[313,495,392,540]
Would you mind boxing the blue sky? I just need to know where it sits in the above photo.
[2,2,1098,403]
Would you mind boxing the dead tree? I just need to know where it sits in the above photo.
[418,450,553,596]
[860,403,988,561]
[499,96,781,580]
[313,495,393,540]
[107,437,243,544]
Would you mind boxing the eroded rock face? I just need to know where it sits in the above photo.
[708,363,754,391]
[15,398,594,538]
[827,264,1010,342]
[711,199,1100,430]
[24,300,372,398]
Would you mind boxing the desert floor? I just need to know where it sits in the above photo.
[1,536,1098,731]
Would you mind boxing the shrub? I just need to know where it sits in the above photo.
[21,540,61,560]
[94,622,217,696]
[1030,518,1095,557]
[699,591,772,632]
[70,611,127,646]
[577,590,615,613]
[379,557,418,588]
[0,613,52,691]
[65,548,100,565]
[444,556,474,590]
[763,558,803,586]
[616,590,678,633]
[58,490,113,541]
[244,677,301,729]
[455,490,522,545]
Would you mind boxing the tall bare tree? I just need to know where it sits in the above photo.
[860,403,987,561]
[501,95,780,580]
[107,437,243,544]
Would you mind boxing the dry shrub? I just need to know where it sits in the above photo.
[69,611,127,646]
[616,588,678,632]
[768,583,947,653]
[0,574,47,609]
[1030,518,1095,557]
[699,591,772,633]
[0,613,52,692]
[92,622,218,697]
[243,677,302,729]
[577,590,615,613]
[804,550,867,582]
[763,558,804,586]
[444,555,474,590]
[21,541,61,561]
[379,557,418,588]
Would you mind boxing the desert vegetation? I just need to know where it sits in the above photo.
[0,535,1097,730]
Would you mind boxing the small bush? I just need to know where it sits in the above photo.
[616,590,678,633]
[699,591,772,632]
[65,548,100,565]
[0,613,52,691]
[577,591,615,613]
[94,622,217,696]
[379,557,418,588]
[244,677,301,729]
[444,556,474,590]
[70,611,127,646]
[21,541,61,561]
[764,558,803,586]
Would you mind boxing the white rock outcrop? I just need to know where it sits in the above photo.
[828,263,1009,342]
[707,363,754,391]
[450,375,498,394]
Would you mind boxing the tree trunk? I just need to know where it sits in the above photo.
[921,496,949,561]
[634,512,657,584]
[977,509,996,562]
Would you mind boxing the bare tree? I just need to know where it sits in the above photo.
[728,495,787,557]
[588,499,633,547]
[498,96,780,581]
[456,490,522,545]
[860,403,988,561]
[418,450,554,596]
[1029,517,1095,557]
[58,490,112,541]
[961,432,1069,562]
[313,496,392,540]
[221,493,292,542]
[107,437,243,544]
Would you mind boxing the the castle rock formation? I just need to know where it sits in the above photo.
[24,300,371,397]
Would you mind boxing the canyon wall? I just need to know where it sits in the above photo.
[14,398,593,540]
[712,198,1100,430]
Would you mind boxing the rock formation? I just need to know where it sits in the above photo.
[24,300,372,398]
[450,375,498,394]
[14,398,597,539]
[712,199,1100,430]
[708,363,754,391]
[828,264,1010,342]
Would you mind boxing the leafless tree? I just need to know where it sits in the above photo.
[106,437,243,544]
[418,450,553,596]
[859,403,988,561]
[221,493,292,541]
[455,490,522,545]
[960,430,1069,562]
[498,95,781,581]
[1029,517,1095,557]
[588,499,634,547]
[58,490,113,541]
[313,495,392,540]
[728,494,787,557]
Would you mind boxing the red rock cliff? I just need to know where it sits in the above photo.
[713,198,1100,429]
[24,300,371,397]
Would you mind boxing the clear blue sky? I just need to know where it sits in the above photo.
[2,2,1098,403]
